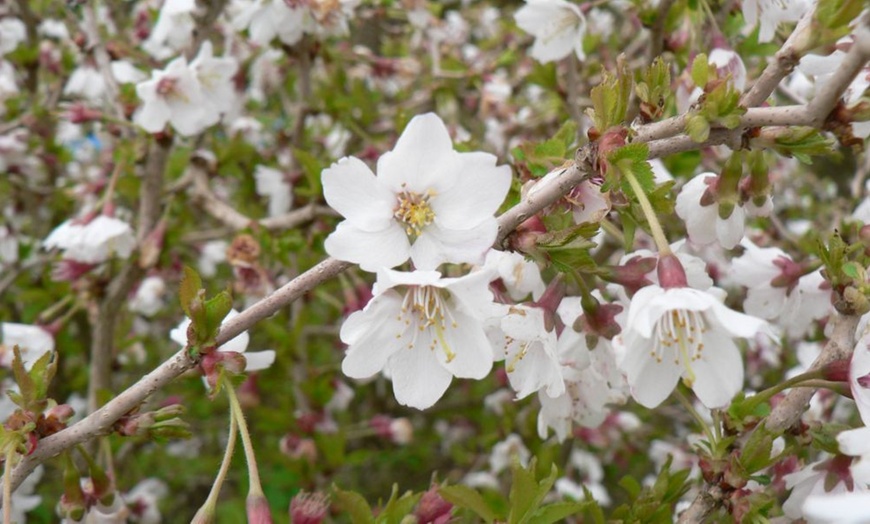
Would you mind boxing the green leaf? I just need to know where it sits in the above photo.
[332,486,375,524]
[439,485,499,523]
[179,266,202,318]
[588,56,632,131]
[528,501,590,524]
[203,290,233,340]
[509,459,558,524]
[377,484,421,524]
[11,346,35,408]
[811,0,864,50]
[686,113,710,142]
[27,349,56,401]
[690,53,709,88]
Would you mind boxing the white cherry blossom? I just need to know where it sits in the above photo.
[730,239,830,337]
[340,268,496,410]
[620,285,767,409]
[134,55,208,136]
[742,0,811,43]
[537,297,627,440]
[783,427,870,519]
[494,305,566,399]
[483,249,545,302]
[0,18,26,56]
[323,113,511,271]
[190,41,238,122]
[851,328,870,426]
[254,165,293,217]
[143,0,197,59]
[44,215,136,264]
[803,491,870,524]
[675,172,768,250]
[514,0,587,64]
[0,323,55,370]
[129,276,167,317]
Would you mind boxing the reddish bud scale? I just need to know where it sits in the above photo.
[822,359,851,383]
[289,491,329,524]
[609,256,657,296]
[415,485,452,524]
[595,128,628,175]
[657,254,689,289]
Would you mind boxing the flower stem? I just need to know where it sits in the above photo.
[740,368,827,415]
[623,168,671,255]
[3,448,13,524]
[226,384,265,497]
[195,404,238,520]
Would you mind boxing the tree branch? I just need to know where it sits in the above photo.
[188,163,336,230]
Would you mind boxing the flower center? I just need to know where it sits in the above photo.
[156,76,178,97]
[394,189,436,238]
[653,309,708,386]
[396,285,458,362]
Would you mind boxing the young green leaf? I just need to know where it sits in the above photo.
[179,266,203,318]
[438,485,499,523]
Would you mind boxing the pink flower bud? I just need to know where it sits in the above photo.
[415,484,452,524]
[247,493,274,524]
[289,491,329,524]
[656,254,688,289]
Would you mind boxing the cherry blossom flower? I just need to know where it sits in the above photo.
[537,297,627,440]
[198,239,228,277]
[803,491,870,524]
[555,449,611,505]
[0,323,54,370]
[493,305,566,399]
[514,0,587,64]
[483,249,545,302]
[783,427,870,519]
[170,309,276,372]
[129,276,167,317]
[134,55,208,136]
[620,285,767,409]
[676,172,771,250]
[798,39,870,138]
[231,0,305,46]
[44,215,136,264]
[489,433,530,472]
[123,478,168,523]
[742,0,810,43]
[254,165,293,217]
[64,65,106,101]
[851,328,870,426]
[190,41,239,123]
[340,268,496,409]
[730,239,830,337]
[323,113,511,271]
[676,173,744,249]
[143,0,197,59]
[231,0,358,46]
[0,18,26,56]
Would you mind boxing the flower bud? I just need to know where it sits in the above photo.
[606,255,656,296]
[289,491,329,524]
[414,484,452,524]
[656,253,688,289]
[247,492,274,524]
